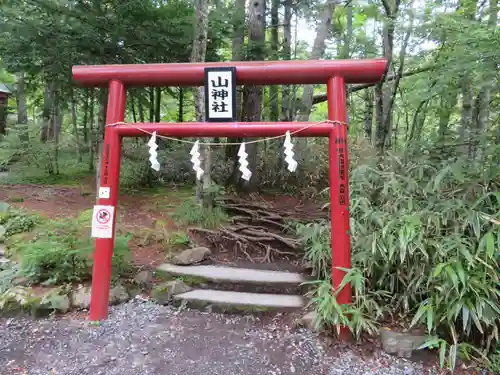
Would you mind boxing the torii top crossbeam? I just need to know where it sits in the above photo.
[72,58,387,87]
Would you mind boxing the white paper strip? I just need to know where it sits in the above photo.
[147,132,160,171]
[237,143,252,181]
[283,131,297,172]
[190,140,204,180]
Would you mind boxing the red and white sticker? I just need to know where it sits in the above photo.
[91,205,115,238]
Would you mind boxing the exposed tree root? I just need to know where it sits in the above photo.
[190,197,323,264]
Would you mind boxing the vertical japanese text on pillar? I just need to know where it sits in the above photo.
[335,136,347,206]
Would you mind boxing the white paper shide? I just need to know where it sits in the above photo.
[206,70,234,120]
[147,131,160,171]
[283,131,298,172]
[237,143,252,181]
[190,140,204,180]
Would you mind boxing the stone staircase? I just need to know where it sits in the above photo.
[155,263,309,312]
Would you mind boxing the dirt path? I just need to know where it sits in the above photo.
[0,300,430,375]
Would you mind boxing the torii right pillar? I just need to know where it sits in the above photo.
[327,76,352,339]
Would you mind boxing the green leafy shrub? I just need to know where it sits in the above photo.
[0,202,38,241]
[167,231,191,246]
[297,154,500,370]
[489,346,500,374]
[0,122,92,184]
[4,211,38,237]
[14,217,132,285]
[0,265,20,293]
[172,197,228,228]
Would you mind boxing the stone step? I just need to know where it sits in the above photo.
[157,263,307,285]
[174,289,305,311]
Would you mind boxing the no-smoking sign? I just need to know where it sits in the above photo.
[96,209,111,224]
[91,205,115,239]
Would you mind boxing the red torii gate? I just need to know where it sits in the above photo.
[72,58,387,322]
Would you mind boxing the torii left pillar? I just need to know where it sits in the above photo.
[91,80,126,319]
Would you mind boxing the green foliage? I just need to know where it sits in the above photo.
[0,266,20,294]
[0,286,35,314]
[167,231,191,246]
[295,221,331,278]
[0,122,93,185]
[489,346,500,374]
[3,212,38,237]
[36,287,71,313]
[14,217,132,285]
[138,218,191,251]
[172,198,228,229]
[297,154,500,370]
[0,285,71,316]
[0,203,38,241]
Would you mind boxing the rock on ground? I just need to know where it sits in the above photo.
[70,286,92,309]
[151,280,191,305]
[300,311,318,331]
[172,247,211,265]
[109,284,130,305]
[0,299,432,375]
[134,270,154,290]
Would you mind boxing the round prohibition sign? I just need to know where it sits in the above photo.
[96,209,111,224]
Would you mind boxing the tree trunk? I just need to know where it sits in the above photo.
[88,88,95,172]
[458,0,478,155]
[226,0,247,166]
[155,87,161,122]
[240,0,266,192]
[95,89,107,192]
[474,0,497,159]
[375,0,403,151]
[189,0,211,204]
[16,73,28,125]
[459,77,474,153]
[281,0,293,121]
[295,0,338,123]
[82,89,89,143]
[437,89,458,142]
[0,97,7,135]
[149,88,155,123]
[383,7,413,149]
[138,91,145,123]
[178,88,184,122]
[70,85,82,162]
[40,83,54,142]
[15,73,29,142]
[364,89,374,139]
[269,0,280,122]
[53,96,62,174]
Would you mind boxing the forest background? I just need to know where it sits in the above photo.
[0,0,498,372]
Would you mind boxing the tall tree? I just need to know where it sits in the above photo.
[190,0,211,203]
[295,0,340,123]
[240,0,266,191]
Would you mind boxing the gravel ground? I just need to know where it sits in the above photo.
[0,299,429,375]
